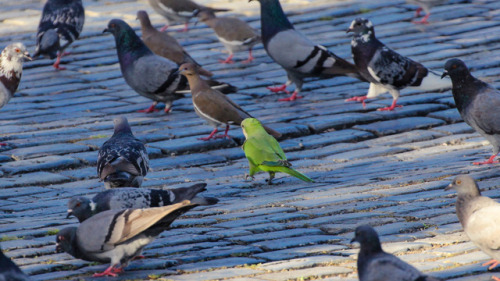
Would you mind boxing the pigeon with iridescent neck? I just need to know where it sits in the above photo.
[33,0,84,70]
[0,43,31,146]
[346,18,451,111]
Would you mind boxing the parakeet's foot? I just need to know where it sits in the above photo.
[267,84,290,94]
[278,91,302,101]
[483,259,500,270]
[93,266,119,277]
[244,174,254,181]
[473,154,500,165]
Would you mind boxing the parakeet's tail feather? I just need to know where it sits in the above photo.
[277,167,314,183]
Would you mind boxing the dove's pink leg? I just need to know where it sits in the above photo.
[241,49,255,63]
[177,23,189,32]
[483,259,500,270]
[220,54,234,64]
[267,84,290,94]
[345,95,368,108]
[138,102,160,113]
[278,91,303,102]
[413,14,430,24]
[217,125,231,139]
[198,128,218,141]
[93,266,119,277]
[377,99,403,111]
[160,24,169,32]
[473,154,499,165]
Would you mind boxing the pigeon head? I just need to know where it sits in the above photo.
[113,116,133,135]
[0,43,31,93]
[442,59,470,80]
[2,43,31,63]
[346,18,375,37]
[67,196,92,222]
[241,118,266,138]
[351,225,383,253]
[55,227,78,255]
[103,19,149,59]
[445,175,481,197]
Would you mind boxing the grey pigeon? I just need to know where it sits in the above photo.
[56,200,213,277]
[0,43,31,146]
[33,0,84,70]
[147,0,229,32]
[104,19,235,113]
[196,10,261,64]
[446,175,500,276]
[250,0,364,102]
[346,18,451,111]
[136,10,213,77]
[0,246,30,281]
[97,117,149,189]
[67,182,217,222]
[442,59,500,165]
[351,225,442,281]
[406,0,448,24]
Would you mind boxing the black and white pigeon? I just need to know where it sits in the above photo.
[250,0,364,102]
[446,175,500,276]
[67,183,217,222]
[406,0,448,24]
[56,200,213,277]
[0,246,30,281]
[0,43,31,146]
[33,0,84,70]
[104,19,235,113]
[147,0,229,32]
[442,58,500,165]
[346,18,451,111]
[97,117,149,189]
[351,225,442,281]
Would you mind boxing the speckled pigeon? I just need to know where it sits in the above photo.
[56,200,212,277]
[446,175,500,277]
[178,63,281,140]
[104,19,235,113]
[97,117,149,189]
[406,0,448,24]
[33,0,84,70]
[136,10,212,77]
[346,18,451,111]
[0,246,30,281]
[147,0,229,32]
[351,225,442,281]
[442,59,500,165]
[250,0,364,102]
[67,183,217,222]
[196,10,261,64]
[0,43,31,146]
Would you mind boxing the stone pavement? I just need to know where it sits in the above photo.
[1,0,500,280]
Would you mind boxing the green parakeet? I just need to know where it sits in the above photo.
[241,118,314,184]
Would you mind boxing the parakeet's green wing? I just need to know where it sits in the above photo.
[243,134,286,166]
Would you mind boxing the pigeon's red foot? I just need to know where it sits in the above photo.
[164,106,172,114]
[138,104,160,113]
[220,54,234,64]
[345,95,368,108]
[278,91,302,102]
[413,14,430,24]
[492,277,500,281]
[267,84,290,94]
[483,259,500,270]
[177,23,189,32]
[93,266,120,277]
[473,154,499,165]
[52,62,66,70]
[132,255,145,260]
[377,100,402,111]
[160,25,169,32]
[0,143,7,146]
[414,7,422,17]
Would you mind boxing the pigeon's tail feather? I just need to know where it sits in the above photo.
[191,196,219,206]
[170,183,208,201]
[38,29,60,59]
[276,167,314,183]
[322,58,368,82]
[104,172,141,188]
[414,70,452,91]
[262,125,282,139]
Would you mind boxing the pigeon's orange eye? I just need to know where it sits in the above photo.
[110,23,115,28]
[76,203,81,207]
[15,48,20,53]
[456,180,462,185]
[452,65,457,69]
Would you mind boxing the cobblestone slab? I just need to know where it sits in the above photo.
[1,0,500,280]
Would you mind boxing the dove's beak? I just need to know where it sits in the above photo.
[23,52,32,61]
[173,70,181,76]
[66,210,73,219]
[444,183,453,191]
[441,71,449,79]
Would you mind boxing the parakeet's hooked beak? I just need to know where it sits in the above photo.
[441,71,449,79]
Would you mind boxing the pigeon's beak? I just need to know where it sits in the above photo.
[441,71,449,79]
[103,28,109,34]
[23,52,32,61]
[55,243,63,253]
[350,237,356,243]
[346,28,353,34]
[444,183,454,191]
[66,210,73,219]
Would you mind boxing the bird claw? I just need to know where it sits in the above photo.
[483,259,500,270]
[93,266,120,277]
[377,105,402,111]
[473,155,499,165]
[244,174,254,181]
[278,91,302,101]
[267,85,290,94]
